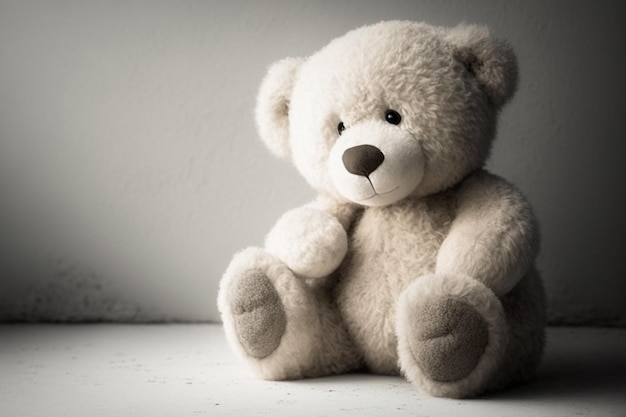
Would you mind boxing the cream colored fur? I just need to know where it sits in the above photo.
[218,20,545,398]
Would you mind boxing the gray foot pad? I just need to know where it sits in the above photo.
[230,271,287,359]
[410,298,489,382]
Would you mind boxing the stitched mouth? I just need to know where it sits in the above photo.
[360,185,400,201]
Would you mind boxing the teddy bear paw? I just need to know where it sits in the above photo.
[397,274,508,397]
[409,297,489,383]
[265,207,348,278]
[218,248,291,360]
[228,269,287,359]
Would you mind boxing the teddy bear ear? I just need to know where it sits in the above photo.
[255,57,304,159]
[446,24,518,108]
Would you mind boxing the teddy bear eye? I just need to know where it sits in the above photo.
[337,122,346,135]
[385,109,402,125]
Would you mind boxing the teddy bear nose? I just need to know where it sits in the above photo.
[342,145,385,177]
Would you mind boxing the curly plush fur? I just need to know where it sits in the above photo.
[218,20,546,398]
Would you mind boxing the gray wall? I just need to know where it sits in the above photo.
[0,0,624,325]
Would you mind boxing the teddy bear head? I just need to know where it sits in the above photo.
[256,21,517,207]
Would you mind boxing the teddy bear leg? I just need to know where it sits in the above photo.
[218,247,361,380]
[396,274,508,398]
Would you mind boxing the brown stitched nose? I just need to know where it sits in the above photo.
[342,145,385,177]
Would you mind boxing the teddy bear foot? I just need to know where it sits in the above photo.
[397,274,508,398]
[410,297,489,383]
[219,247,361,380]
[218,247,291,363]
[229,269,287,359]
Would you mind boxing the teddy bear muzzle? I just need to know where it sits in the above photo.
[328,121,425,207]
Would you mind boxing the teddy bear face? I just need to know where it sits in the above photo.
[256,21,517,206]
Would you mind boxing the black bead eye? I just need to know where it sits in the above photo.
[337,121,346,135]
[385,109,401,125]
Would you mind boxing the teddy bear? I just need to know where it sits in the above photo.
[218,20,546,398]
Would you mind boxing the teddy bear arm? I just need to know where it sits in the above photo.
[435,171,539,296]
[264,198,358,279]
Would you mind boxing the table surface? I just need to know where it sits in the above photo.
[1,324,625,417]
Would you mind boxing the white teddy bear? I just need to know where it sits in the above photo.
[218,20,546,398]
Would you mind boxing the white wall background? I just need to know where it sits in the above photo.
[0,0,624,325]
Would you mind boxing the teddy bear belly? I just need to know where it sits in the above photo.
[335,198,453,374]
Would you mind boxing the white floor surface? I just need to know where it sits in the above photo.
[1,324,625,417]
